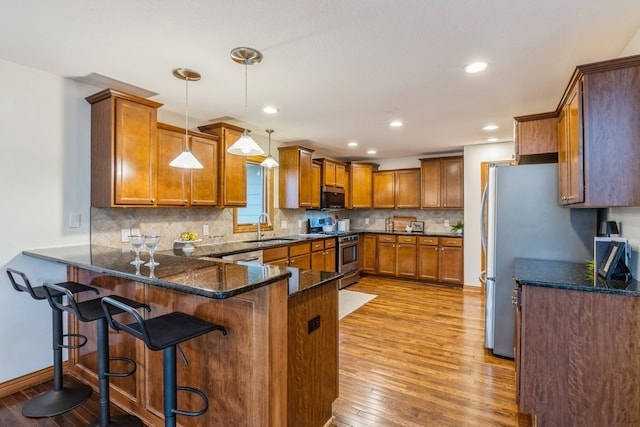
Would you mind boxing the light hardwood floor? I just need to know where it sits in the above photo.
[332,276,533,427]
[1,276,532,426]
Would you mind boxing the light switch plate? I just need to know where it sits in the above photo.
[444,220,450,227]
[281,220,288,230]
[202,224,210,236]
[69,213,81,228]
[121,228,131,243]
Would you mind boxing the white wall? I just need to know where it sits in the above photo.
[463,142,514,286]
[0,59,95,382]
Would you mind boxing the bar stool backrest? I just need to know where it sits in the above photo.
[42,282,99,316]
[101,297,154,348]
[6,268,41,299]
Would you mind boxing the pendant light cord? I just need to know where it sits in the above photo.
[244,63,248,117]
[185,75,189,144]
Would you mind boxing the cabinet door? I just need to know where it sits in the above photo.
[421,159,441,208]
[377,241,396,276]
[157,127,188,206]
[299,150,313,207]
[350,164,374,208]
[114,98,157,205]
[396,238,417,278]
[335,164,346,188]
[418,244,439,281]
[395,169,421,208]
[372,171,395,208]
[290,254,311,270]
[190,136,218,206]
[439,246,463,284]
[566,85,584,204]
[441,157,463,208]
[362,234,377,273]
[324,247,336,273]
[221,128,247,206]
[311,163,321,208]
[558,106,570,204]
[311,249,325,271]
[323,161,336,186]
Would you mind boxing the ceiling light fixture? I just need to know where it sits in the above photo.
[348,141,358,147]
[465,62,488,73]
[260,129,279,168]
[227,47,265,156]
[483,124,499,131]
[487,137,499,142]
[367,149,377,155]
[263,106,279,114]
[389,120,403,128]
[169,68,204,169]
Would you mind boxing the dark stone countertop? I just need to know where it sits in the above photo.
[23,245,342,299]
[355,229,463,238]
[514,258,640,296]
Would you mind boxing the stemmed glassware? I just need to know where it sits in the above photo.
[129,235,145,266]
[144,235,161,267]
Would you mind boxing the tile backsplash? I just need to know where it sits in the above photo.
[91,207,463,251]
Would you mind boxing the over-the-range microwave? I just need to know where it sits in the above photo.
[321,186,345,209]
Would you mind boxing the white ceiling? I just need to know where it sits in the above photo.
[2,0,640,160]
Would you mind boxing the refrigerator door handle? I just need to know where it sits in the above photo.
[479,270,486,284]
[485,277,495,349]
[480,182,488,254]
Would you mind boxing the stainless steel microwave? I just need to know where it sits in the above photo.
[321,186,345,209]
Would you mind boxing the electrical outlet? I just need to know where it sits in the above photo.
[444,220,450,227]
[202,224,210,236]
[131,227,141,236]
[281,220,288,230]
[121,228,131,243]
[365,218,370,225]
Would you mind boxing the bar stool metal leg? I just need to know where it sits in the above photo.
[21,293,92,418]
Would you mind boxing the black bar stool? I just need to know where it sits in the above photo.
[5,268,93,418]
[101,297,227,427]
[42,281,149,427]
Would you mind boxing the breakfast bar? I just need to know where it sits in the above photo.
[23,245,342,427]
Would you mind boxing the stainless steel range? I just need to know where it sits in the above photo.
[337,233,360,289]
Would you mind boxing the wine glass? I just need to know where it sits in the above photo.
[144,235,161,267]
[129,235,145,265]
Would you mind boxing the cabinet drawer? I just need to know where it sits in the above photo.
[378,235,395,243]
[324,238,336,249]
[418,237,439,246]
[263,246,289,263]
[311,240,325,252]
[441,238,463,247]
[397,236,417,244]
[289,242,311,257]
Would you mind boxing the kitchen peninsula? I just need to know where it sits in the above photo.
[514,258,640,426]
[23,245,342,427]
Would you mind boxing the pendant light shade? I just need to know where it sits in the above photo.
[260,129,279,168]
[227,47,265,156]
[170,68,203,169]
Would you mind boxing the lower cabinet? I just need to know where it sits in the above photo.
[366,233,463,286]
[310,238,337,272]
[263,242,313,270]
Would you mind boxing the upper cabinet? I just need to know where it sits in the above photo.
[278,145,314,208]
[513,112,559,165]
[86,89,163,207]
[198,122,247,207]
[420,156,464,209]
[372,169,420,209]
[557,55,640,207]
[319,159,347,188]
[311,162,321,208]
[156,123,219,206]
[348,163,378,209]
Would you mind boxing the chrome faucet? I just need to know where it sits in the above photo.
[256,212,272,241]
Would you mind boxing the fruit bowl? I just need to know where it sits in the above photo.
[174,239,203,255]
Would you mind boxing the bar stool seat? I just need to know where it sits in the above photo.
[101,297,227,427]
[43,282,148,427]
[6,268,93,418]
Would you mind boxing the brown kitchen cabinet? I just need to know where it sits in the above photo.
[86,89,163,207]
[319,159,347,188]
[376,235,397,276]
[197,122,247,207]
[311,162,321,208]
[420,156,464,209]
[311,238,336,272]
[374,235,417,278]
[288,241,312,270]
[417,236,439,281]
[278,145,314,208]
[156,123,219,206]
[361,234,377,273]
[348,162,378,209]
[263,246,289,268]
[556,55,640,207]
[439,237,463,284]
[513,112,559,164]
[372,169,421,209]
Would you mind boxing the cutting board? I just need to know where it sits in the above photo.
[392,216,416,232]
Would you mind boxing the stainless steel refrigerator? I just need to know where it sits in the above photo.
[480,163,596,358]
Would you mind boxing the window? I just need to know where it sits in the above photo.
[233,157,274,233]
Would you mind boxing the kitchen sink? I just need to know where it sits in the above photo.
[245,237,297,244]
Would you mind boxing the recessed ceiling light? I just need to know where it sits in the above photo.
[389,120,403,128]
[487,137,499,142]
[367,149,377,155]
[465,62,488,73]
[263,106,279,114]
[348,141,358,147]
[483,124,499,131]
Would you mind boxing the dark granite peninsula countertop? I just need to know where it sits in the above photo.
[514,258,640,296]
[23,245,341,299]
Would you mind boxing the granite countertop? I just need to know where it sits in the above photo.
[514,258,640,296]
[23,245,342,299]
[356,229,463,238]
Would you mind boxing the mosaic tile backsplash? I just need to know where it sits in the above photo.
[91,207,463,251]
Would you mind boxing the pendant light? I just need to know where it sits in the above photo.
[260,129,279,168]
[227,47,265,156]
[169,68,203,169]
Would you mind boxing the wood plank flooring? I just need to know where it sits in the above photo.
[1,276,532,426]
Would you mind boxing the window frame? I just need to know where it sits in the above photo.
[233,155,274,234]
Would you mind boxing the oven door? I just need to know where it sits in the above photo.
[339,240,358,273]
